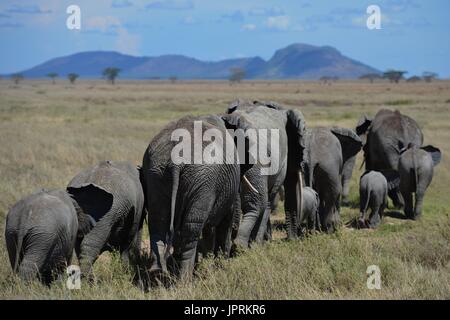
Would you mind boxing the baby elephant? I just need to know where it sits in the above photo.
[359,171,388,228]
[5,189,78,284]
[67,161,145,280]
[296,186,320,235]
[398,145,441,220]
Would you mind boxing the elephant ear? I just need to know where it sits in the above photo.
[67,183,113,224]
[356,114,373,136]
[330,127,363,164]
[286,109,306,149]
[421,145,442,166]
[221,113,257,174]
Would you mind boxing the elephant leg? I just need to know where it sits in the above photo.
[201,225,216,258]
[235,209,260,248]
[18,255,43,282]
[402,191,414,219]
[359,192,368,228]
[284,174,298,239]
[173,240,198,281]
[388,188,404,209]
[78,220,112,281]
[214,215,233,258]
[413,190,425,220]
[264,218,273,241]
[254,205,271,244]
[120,227,142,268]
[368,204,381,228]
[341,156,356,206]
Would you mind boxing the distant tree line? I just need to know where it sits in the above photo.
[359,70,439,84]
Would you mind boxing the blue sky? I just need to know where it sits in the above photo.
[0,0,449,77]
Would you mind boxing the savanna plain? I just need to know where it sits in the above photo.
[0,79,449,299]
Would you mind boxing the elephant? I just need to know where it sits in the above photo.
[341,115,372,205]
[224,100,306,243]
[398,144,441,220]
[296,186,320,235]
[356,109,424,207]
[141,114,248,280]
[66,160,145,280]
[358,171,388,228]
[302,127,362,233]
[4,189,78,284]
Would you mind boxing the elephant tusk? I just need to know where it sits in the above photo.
[243,175,259,194]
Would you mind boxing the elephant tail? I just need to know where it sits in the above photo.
[411,147,418,192]
[361,186,371,215]
[13,224,26,273]
[167,166,180,256]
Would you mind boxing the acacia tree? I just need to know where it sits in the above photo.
[229,68,246,84]
[11,73,24,85]
[422,71,438,83]
[169,76,178,84]
[383,70,407,83]
[68,73,79,84]
[359,73,382,83]
[102,67,120,85]
[406,76,421,83]
[47,73,58,84]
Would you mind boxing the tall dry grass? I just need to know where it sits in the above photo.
[0,79,449,299]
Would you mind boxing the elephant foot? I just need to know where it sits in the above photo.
[148,268,172,287]
[341,197,350,207]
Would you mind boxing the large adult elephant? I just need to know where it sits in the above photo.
[141,114,250,280]
[224,100,306,243]
[67,161,145,280]
[302,127,362,232]
[5,189,78,285]
[356,109,424,207]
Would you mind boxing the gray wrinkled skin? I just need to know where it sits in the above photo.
[358,171,388,228]
[398,146,441,220]
[224,100,306,243]
[356,109,424,207]
[141,115,241,281]
[302,127,362,233]
[297,186,320,235]
[67,161,145,280]
[5,189,78,285]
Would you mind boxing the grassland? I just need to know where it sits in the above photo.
[0,79,449,299]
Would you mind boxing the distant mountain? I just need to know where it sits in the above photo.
[13,44,380,80]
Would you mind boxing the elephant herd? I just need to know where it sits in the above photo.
[4,101,441,286]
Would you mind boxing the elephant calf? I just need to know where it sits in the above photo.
[67,161,145,280]
[358,171,387,228]
[5,189,78,284]
[295,186,320,235]
[398,145,441,220]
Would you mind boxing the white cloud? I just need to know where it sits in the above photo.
[85,16,121,33]
[183,15,196,24]
[116,28,141,55]
[242,23,256,31]
[266,15,290,31]
[145,0,194,10]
